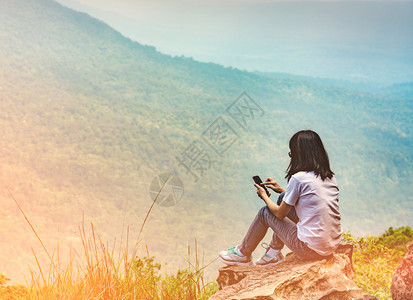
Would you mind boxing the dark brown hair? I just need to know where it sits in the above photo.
[286,130,334,181]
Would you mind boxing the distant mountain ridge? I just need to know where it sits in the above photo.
[0,0,412,284]
[56,0,413,85]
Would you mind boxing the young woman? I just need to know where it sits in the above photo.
[220,130,342,266]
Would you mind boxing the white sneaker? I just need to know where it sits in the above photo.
[255,248,284,266]
[219,246,253,266]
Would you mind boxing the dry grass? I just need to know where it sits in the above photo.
[1,187,218,299]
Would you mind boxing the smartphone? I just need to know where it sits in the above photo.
[252,176,271,198]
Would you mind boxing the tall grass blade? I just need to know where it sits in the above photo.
[133,172,172,257]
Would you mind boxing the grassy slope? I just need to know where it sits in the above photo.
[0,0,412,283]
[0,226,411,299]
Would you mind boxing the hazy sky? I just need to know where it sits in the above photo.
[57,0,413,84]
[67,0,413,17]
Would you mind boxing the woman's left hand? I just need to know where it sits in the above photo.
[254,183,270,200]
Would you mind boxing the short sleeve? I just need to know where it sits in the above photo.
[283,176,301,206]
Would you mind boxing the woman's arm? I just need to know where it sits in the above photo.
[254,184,292,220]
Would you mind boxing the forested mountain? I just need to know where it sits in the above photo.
[56,0,413,85]
[0,0,412,283]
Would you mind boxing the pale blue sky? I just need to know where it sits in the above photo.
[57,0,413,84]
[62,0,413,19]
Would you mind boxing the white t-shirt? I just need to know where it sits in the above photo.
[283,171,342,256]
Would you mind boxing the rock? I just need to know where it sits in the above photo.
[211,244,376,300]
[391,242,413,300]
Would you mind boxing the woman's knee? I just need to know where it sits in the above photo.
[258,206,271,219]
[277,192,285,206]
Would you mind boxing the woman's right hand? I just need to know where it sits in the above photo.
[261,177,286,193]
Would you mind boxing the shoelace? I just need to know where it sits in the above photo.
[260,242,282,259]
[261,242,269,251]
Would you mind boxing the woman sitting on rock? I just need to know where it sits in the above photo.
[220,130,342,266]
